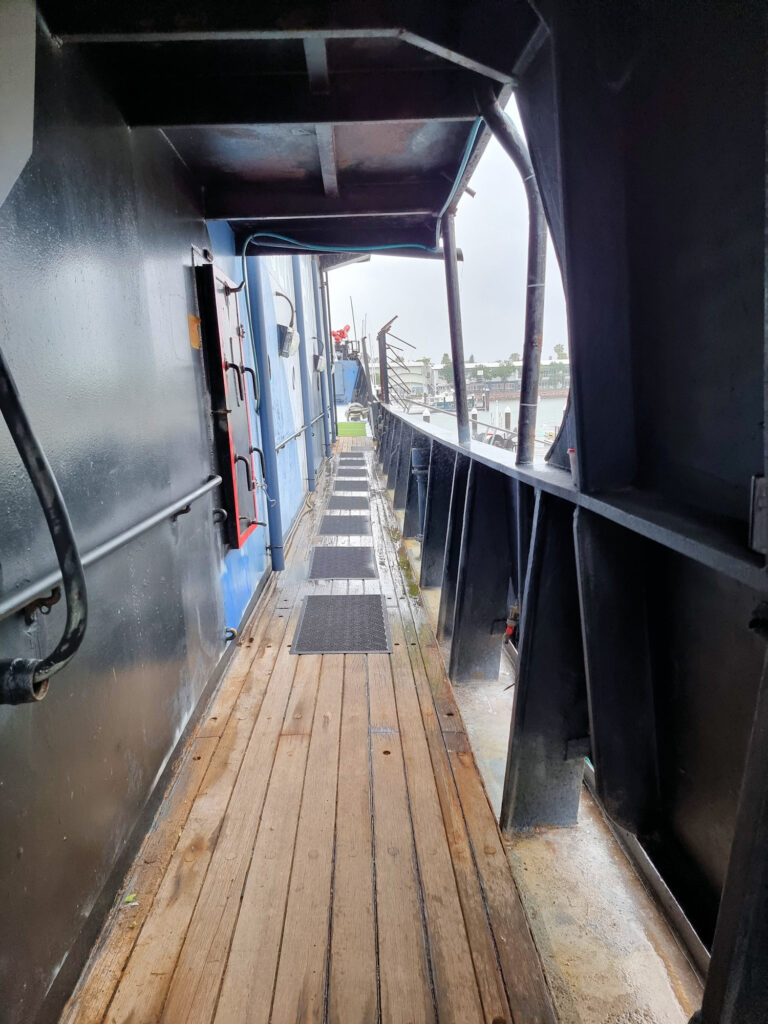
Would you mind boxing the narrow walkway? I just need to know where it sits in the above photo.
[61,438,555,1024]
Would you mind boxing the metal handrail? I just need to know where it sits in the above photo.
[274,413,326,453]
[0,475,222,624]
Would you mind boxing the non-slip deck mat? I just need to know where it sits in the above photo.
[308,546,377,580]
[336,469,368,478]
[319,514,371,536]
[339,456,366,463]
[333,480,369,492]
[291,594,391,653]
[327,495,370,510]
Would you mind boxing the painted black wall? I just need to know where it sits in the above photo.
[624,3,764,524]
[0,23,230,1023]
[514,0,766,948]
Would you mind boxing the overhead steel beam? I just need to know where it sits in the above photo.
[118,71,482,127]
[206,182,439,221]
[303,37,329,94]
[60,27,514,82]
[315,124,339,197]
[46,1,539,82]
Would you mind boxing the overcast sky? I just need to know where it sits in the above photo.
[328,102,569,364]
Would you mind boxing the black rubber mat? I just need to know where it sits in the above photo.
[292,594,391,653]
[308,546,377,579]
[339,456,366,463]
[336,469,368,478]
[327,495,370,510]
[333,480,369,492]
[319,515,371,536]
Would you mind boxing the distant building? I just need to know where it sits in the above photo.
[370,358,431,396]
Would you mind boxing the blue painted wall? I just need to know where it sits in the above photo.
[260,256,307,534]
[206,230,327,614]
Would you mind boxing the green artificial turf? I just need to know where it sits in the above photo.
[336,421,367,437]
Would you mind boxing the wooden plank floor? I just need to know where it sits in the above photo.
[61,437,555,1024]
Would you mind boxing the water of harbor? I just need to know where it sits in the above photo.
[403,395,568,451]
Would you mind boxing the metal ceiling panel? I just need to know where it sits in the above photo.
[39,0,530,249]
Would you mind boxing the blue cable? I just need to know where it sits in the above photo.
[241,117,484,258]
[436,118,483,235]
[242,230,436,255]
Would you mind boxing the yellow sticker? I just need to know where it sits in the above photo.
[188,314,202,349]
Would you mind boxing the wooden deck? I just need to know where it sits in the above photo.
[61,438,555,1024]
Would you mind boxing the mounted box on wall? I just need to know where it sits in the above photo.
[274,290,300,356]
[195,263,263,548]
[277,322,300,357]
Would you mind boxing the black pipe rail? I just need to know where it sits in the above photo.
[478,88,547,466]
[0,475,222,627]
[0,345,88,703]
[441,211,471,445]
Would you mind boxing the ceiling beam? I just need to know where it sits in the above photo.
[206,182,442,221]
[315,124,339,197]
[43,1,538,81]
[118,70,483,127]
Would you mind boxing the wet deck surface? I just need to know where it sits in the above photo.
[61,438,554,1024]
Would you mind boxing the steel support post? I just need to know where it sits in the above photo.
[319,270,338,442]
[385,412,398,473]
[500,492,589,830]
[380,410,393,468]
[393,423,413,509]
[403,436,431,538]
[513,479,536,605]
[421,444,456,588]
[383,415,396,482]
[377,328,390,404]
[449,461,514,682]
[437,453,470,642]
[573,508,660,834]
[310,259,332,458]
[697,649,768,1024]
[291,255,316,491]
[441,212,470,445]
[386,417,403,489]
[329,363,338,440]
[479,90,546,466]
[377,410,390,467]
